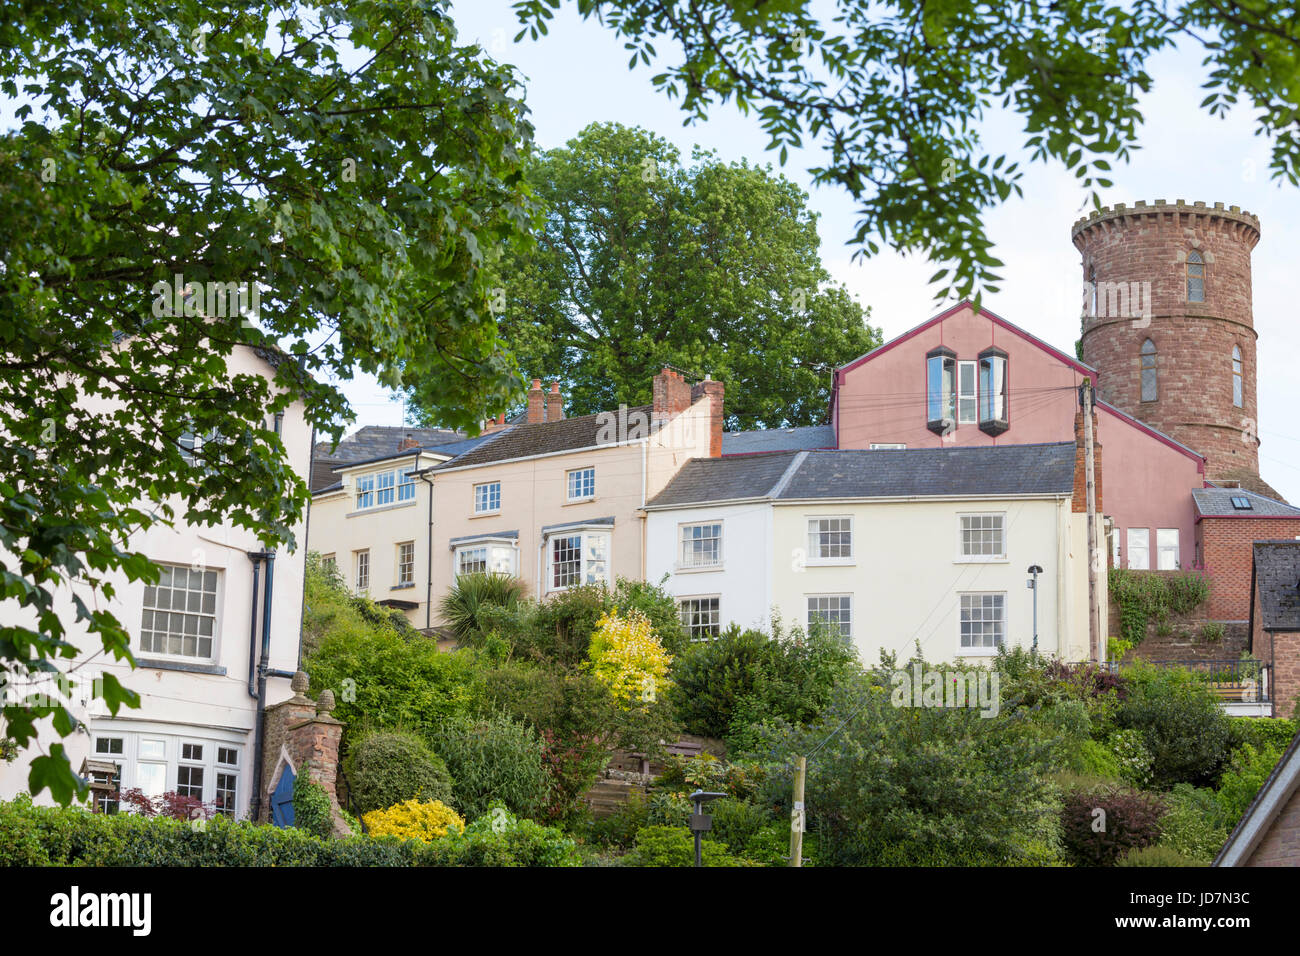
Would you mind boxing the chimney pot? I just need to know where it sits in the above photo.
[545,381,565,422]
[527,379,546,423]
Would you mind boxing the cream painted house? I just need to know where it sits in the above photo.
[644,443,1104,664]
[0,344,312,820]
[305,369,725,631]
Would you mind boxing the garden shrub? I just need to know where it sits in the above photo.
[1060,786,1165,866]
[0,795,575,866]
[1116,845,1204,867]
[362,798,465,841]
[292,763,334,839]
[431,714,553,821]
[1217,743,1284,825]
[670,619,857,741]
[1073,739,1122,779]
[1107,729,1154,788]
[1116,664,1231,788]
[1227,717,1297,755]
[1109,568,1209,645]
[438,572,527,644]
[344,729,456,815]
[624,825,749,867]
[516,579,686,667]
[585,608,674,709]
[1157,784,1227,861]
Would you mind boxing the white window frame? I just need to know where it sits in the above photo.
[957,513,1007,562]
[566,467,596,502]
[1127,528,1150,570]
[957,360,978,425]
[355,473,375,510]
[678,521,724,570]
[396,541,415,586]
[679,596,721,641]
[397,467,417,502]
[1156,528,1180,571]
[545,529,611,592]
[355,549,370,591]
[214,746,240,818]
[474,481,501,515]
[807,516,854,564]
[139,563,221,663]
[958,592,1006,655]
[456,545,488,577]
[806,594,853,641]
[454,540,518,579]
[375,470,396,507]
[92,736,124,814]
[869,442,906,450]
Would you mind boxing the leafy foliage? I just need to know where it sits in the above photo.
[1157,784,1228,862]
[431,714,554,821]
[343,730,456,816]
[436,121,880,428]
[1115,845,1204,867]
[0,0,537,802]
[1217,743,1284,825]
[1117,664,1232,788]
[1108,569,1210,645]
[585,609,674,709]
[624,825,750,867]
[1060,785,1166,866]
[438,572,528,644]
[362,798,465,841]
[292,763,335,840]
[669,619,859,742]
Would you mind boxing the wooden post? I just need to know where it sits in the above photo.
[1083,381,1101,662]
[789,755,806,867]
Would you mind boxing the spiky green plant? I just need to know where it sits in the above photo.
[438,573,527,643]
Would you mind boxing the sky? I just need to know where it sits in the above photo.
[332,0,1294,504]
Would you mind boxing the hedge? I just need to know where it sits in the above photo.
[0,795,578,866]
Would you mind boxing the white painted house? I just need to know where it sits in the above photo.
[644,443,1103,664]
[0,344,312,820]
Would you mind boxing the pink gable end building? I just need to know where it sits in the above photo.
[829,300,1207,571]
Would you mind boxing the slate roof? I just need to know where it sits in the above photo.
[428,406,653,471]
[1194,488,1300,518]
[722,425,836,456]
[1254,542,1300,632]
[645,443,1076,508]
[311,428,501,493]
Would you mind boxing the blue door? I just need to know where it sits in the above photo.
[270,766,295,827]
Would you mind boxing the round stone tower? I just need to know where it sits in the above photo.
[1072,199,1262,482]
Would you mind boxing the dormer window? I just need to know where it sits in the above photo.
[1186,251,1205,302]
[926,346,956,435]
[978,347,1009,436]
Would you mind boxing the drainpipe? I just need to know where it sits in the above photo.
[421,467,435,630]
[248,551,277,821]
[246,552,264,697]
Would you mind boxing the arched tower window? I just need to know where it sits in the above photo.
[1232,345,1243,408]
[1186,251,1205,302]
[1140,339,1157,402]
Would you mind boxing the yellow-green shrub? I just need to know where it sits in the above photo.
[362,799,465,842]
[585,608,673,709]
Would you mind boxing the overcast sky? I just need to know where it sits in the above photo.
[335,0,1292,504]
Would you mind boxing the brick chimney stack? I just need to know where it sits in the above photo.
[1073,407,1104,514]
[546,381,565,422]
[691,376,726,458]
[482,412,508,434]
[526,379,545,424]
[397,435,420,451]
[652,367,692,424]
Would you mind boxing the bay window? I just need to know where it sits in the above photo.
[926,346,957,434]
[546,527,611,591]
[978,347,1009,435]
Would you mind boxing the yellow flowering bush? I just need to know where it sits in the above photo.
[586,608,673,710]
[362,798,465,842]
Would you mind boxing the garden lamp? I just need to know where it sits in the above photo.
[1027,565,1043,654]
[688,790,727,867]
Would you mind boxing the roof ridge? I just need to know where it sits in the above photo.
[769,451,808,498]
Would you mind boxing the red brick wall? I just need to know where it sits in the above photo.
[1072,201,1261,479]
[1246,780,1300,866]
[1255,630,1300,721]
[1201,517,1300,620]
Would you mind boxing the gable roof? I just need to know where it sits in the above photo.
[1253,541,1300,632]
[830,300,1096,421]
[426,406,654,472]
[1214,727,1300,866]
[645,442,1076,509]
[310,425,469,491]
[1194,489,1300,519]
[722,425,836,456]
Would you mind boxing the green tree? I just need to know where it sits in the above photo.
[0,0,535,803]
[515,1,1300,302]
[411,122,879,427]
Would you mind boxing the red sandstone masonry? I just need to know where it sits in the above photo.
[1072,201,1261,479]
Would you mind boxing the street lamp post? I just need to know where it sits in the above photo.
[1027,564,1043,655]
[688,790,726,867]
